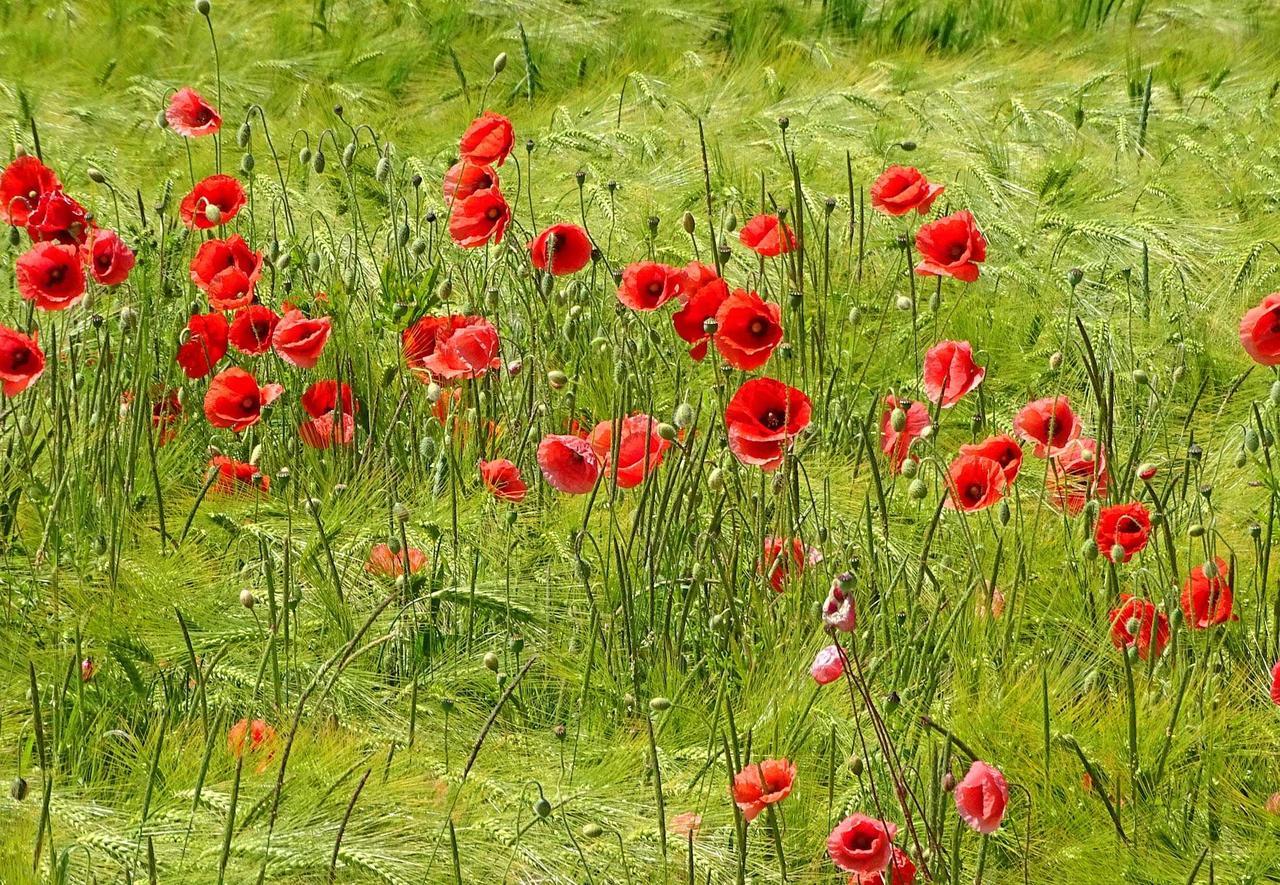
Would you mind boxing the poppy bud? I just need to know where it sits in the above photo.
[236,120,251,147]
[680,211,696,234]
[339,141,356,168]
[918,423,935,440]
[299,147,312,165]
[375,156,390,182]
[241,153,255,174]
[890,407,907,432]
[1110,543,1127,563]
[1235,449,1248,468]
[895,295,914,311]
[313,150,326,173]
[274,251,291,270]
[1049,351,1063,370]
[8,227,19,246]
[725,213,737,232]
[239,588,255,609]
[533,797,552,819]
[81,658,96,681]
[656,422,678,442]
[87,166,106,184]
[849,756,864,776]
[582,823,603,838]
[908,478,928,500]
[204,203,222,225]
[942,771,956,792]
[900,458,918,478]
[649,697,671,711]
[393,502,410,523]
[1201,559,1219,579]
[1067,267,1083,287]
[547,370,568,389]
[483,651,500,672]
[673,403,695,429]
[10,777,28,802]
[1132,369,1149,385]
[998,500,1011,525]
[493,52,508,74]
[156,109,170,130]
[1081,540,1098,561]
[707,468,724,491]
[195,0,211,15]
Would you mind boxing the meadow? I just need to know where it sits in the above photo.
[2,0,1280,882]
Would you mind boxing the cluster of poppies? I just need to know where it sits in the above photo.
[730,751,1008,883]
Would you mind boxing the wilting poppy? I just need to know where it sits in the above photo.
[229,304,280,355]
[459,111,514,167]
[479,458,528,502]
[811,645,844,685]
[915,210,986,282]
[958,434,1022,483]
[180,174,246,229]
[870,165,944,217]
[204,367,282,431]
[1108,594,1169,660]
[739,214,795,257]
[946,454,1006,511]
[714,289,783,370]
[209,455,268,493]
[16,242,85,310]
[731,758,796,822]
[299,380,356,448]
[851,845,918,885]
[1180,558,1236,629]
[443,161,497,202]
[1014,396,1080,457]
[190,234,264,295]
[955,760,1008,834]
[228,718,277,772]
[0,156,61,226]
[1095,502,1151,563]
[587,414,670,489]
[1239,292,1280,366]
[823,577,858,632]
[616,261,684,311]
[537,434,601,494]
[0,324,45,396]
[827,814,896,875]
[26,190,91,245]
[366,543,428,577]
[86,229,135,286]
[272,309,331,369]
[530,223,592,275]
[724,377,812,471]
[881,395,930,473]
[671,262,729,360]
[760,536,821,592]
[1046,437,1106,513]
[922,339,984,407]
[402,314,501,381]
[448,187,509,247]
[166,87,222,138]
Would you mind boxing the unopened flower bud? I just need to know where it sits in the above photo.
[239,589,255,609]
[547,370,569,390]
[493,52,508,74]
[483,651,500,672]
[203,204,222,225]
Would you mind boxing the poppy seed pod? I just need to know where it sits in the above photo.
[1067,267,1083,287]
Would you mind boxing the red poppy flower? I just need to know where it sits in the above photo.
[870,165,944,217]
[180,174,247,229]
[16,242,86,310]
[204,367,283,432]
[724,378,812,471]
[713,289,783,370]
[946,454,1006,511]
[459,111,514,167]
[922,339,984,407]
[955,760,1008,834]
[587,414,670,489]
[208,455,267,493]
[1271,661,1280,706]
[880,395,930,473]
[530,223,592,275]
[1108,594,1169,660]
[615,261,683,311]
[850,845,918,885]
[1014,396,1080,457]
[0,324,45,396]
[366,543,427,577]
[823,578,858,632]
[448,187,510,247]
[176,312,229,378]
[228,718,276,771]
[1239,292,1280,365]
[443,161,497,202]
[672,262,729,360]
[299,380,356,448]
[166,87,222,138]
[536,433,601,494]
[739,214,796,257]
[811,645,844,685]
[190,234,264,295]
[480,458,528,502]
[731,758,796,822]
[85,229,135,286]
[402,314,501,381]
[1095,502,1151,563]
[915,210,986,283]
[760,536,821,591]
[827,814,897,876]
[0,156,61,226]
[26,190,91,245]
[272,309,331,369]
[229,305,280,355]
[206,268,256,311]
[1180,558,1237,629]
[1046,437,1106,513]
[958,434,1022,483]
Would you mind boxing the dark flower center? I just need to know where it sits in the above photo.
[966,483,984,501]
[241,396,257,412]
[749,318,768,336]
[485,206,500,221]
[647,281,663,296]
[11,350,28,367]
[194,108,213,125]
[848,831,875,852]
[1117,516,1140,533]
[760,409,785,430]
[47,266,65,285]
[948,242,967,261]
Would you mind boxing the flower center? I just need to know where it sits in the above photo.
[761,409,785,431]
[241,395,257,412]
[749,318,768,336]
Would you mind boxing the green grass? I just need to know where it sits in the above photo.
[2,0,1280,882]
